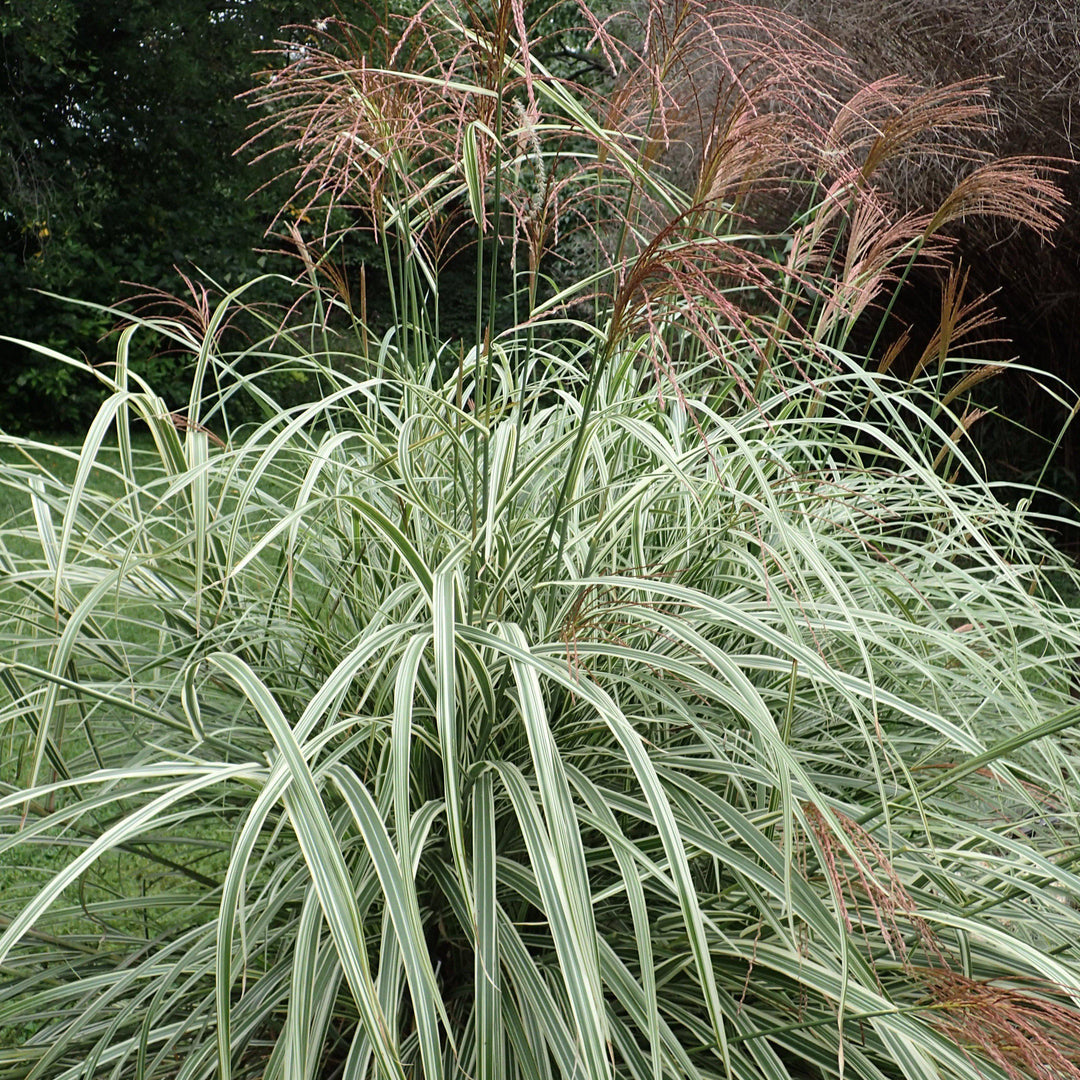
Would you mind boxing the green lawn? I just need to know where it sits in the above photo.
[0,433,165,549]
[0,431,203,964]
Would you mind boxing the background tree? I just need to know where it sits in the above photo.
[0,0,333,430]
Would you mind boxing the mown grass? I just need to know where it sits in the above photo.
[0,433,233,1017]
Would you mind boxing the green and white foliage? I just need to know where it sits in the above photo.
[2,3,1080,1079]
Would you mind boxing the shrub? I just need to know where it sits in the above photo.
[2,3,1080,1079]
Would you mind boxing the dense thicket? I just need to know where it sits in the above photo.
[0,0,329,429]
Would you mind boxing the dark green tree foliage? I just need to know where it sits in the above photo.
[0,0,327,430]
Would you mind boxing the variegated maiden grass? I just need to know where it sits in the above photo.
[2,293,1080,1080]
[2,2,1080,1079]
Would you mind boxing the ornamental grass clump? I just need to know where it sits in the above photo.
[1,3,1080,1079]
